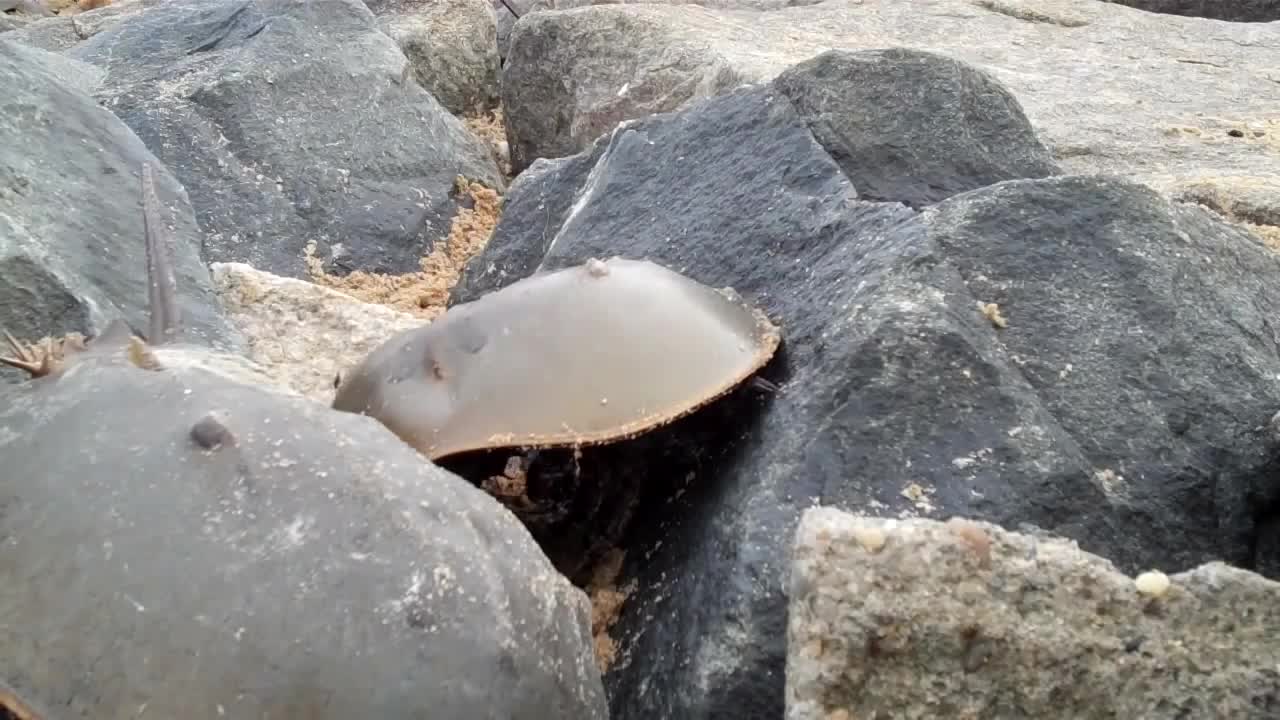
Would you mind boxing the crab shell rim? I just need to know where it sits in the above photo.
[421,302,783,461]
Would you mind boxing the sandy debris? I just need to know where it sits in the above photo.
[303,176,502,318]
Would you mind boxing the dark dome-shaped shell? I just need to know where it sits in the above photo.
[332,257,781,460]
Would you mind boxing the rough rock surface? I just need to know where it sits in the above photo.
[0,12,80,50]
[787,507,1280,719]
[0,347,608,718]
[371,0,502,116]
[503,44,1061,201]
[210,261,423,402]
[0,37,242,383]
[774,48,1060,207]
[1100,0,1280,22]
[0,0,145,52]
[501,4,753,174]
[1162,174,1280,231]
[452,79,1280,717]
[450,134,609,301]
[500,0,1279,198]
[59,0,503,278]
[490,0,825,61]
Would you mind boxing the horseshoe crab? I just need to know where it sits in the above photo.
[331,256,782,461]
[0,163,607,719]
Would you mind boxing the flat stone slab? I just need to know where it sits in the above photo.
[787,507,1280,719]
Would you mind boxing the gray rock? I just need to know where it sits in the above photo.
[70,0,151,38]
[498,0,1279,200]
[64,0,504,278]
[0,341,607,718]
[371,0,502,117]
[0,0,51,16]
[1,0,136,48]
[0,38,242,382]
[502,4,751,174]
[1,33,102,92]
[787,507,1280,719]
[450,135,609,302]
[1,13,80,51]
[461,47,1059,300]
[450,82,1280,717]
[774,48,1061,207]
[490,0,824,61]
[493,0,578,60]
[1099,0,1280,22]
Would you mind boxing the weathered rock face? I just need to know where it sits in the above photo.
[787,507,1280,719]
[0,350,608,718]
[490,0,825,62]
[502,4,752,175]
[499,0,1279,201]
[0,0,51,17]
[503,44,1061,200]
[52,0,502,278]
[1,12,82,50]
[1100,0,1280,22]
[774,48,1060,208]
[922,174,1280,577]
[2,0,151,50]
[0,38,242,382]
[452,77,1280,717]
[460,48,1061,299]
[370,0,502,117]
[450,135,609,302]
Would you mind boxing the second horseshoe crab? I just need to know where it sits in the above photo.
[331,256,782,461]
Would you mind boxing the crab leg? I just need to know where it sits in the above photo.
[0,332,58,378]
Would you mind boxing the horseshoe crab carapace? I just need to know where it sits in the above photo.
[332,256,782,461]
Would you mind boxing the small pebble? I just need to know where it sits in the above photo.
[1134,570,1171,597]
[851,524,887,553]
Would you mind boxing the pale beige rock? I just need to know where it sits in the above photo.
[787,506,1280,719]
[209,262,423,403]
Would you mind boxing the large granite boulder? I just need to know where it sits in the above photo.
[58,0,503,278]
[500,0,1279,208]
[450,70,1280,717]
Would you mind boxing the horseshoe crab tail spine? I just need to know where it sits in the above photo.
[142,161,181,346]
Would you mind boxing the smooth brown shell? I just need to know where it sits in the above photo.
[332,257,781,460]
